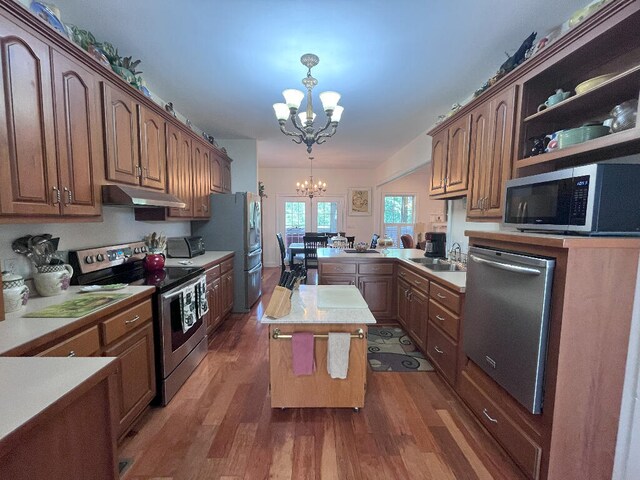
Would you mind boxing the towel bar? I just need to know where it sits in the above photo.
[271,328,365,340]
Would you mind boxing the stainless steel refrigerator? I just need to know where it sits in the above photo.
[192,192,262,312]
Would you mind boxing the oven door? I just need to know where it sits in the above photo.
[158,275,206,378]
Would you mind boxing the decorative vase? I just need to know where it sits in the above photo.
[2,273,29,314]
[143,252,165,272]
[33,264,73,297]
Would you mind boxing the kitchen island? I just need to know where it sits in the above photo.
[261,285,376,409]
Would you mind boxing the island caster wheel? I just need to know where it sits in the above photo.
[353,407,360,413]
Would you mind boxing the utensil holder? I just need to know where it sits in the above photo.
[265,286,291,318]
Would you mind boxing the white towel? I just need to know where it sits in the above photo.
[197,277,209,319]
[327,332,351,379]
[179,284,197,333]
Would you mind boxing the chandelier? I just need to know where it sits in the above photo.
[296,157,326,199]
[273,53,344,154]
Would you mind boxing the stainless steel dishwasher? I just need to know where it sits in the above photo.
[463,246,555,414]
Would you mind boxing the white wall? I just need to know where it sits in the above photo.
[259,167,378,267]
[0,207,190,279]
[218,139,258,193]
[375,133,432,185]
[446,197,500,254]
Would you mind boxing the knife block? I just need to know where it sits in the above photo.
[265,286,291,318]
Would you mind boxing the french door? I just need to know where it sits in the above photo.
[277,195,345,250]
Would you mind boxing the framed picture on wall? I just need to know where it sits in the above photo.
[348,187,372,216]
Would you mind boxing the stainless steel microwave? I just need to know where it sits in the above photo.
[503,163,640,234]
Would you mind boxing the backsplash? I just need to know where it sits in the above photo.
[0,207,190,278]
[447,198,500,254]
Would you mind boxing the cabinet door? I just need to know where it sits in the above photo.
[192,143,210,218]
[210,151,223,192]
[409,288,429,351]
[222,158,232,193]
[208,277,222,334]
[429,129,447,196]
[104,322,156,440]
[358,276,394,320]
[167,124,193,218]
[138,104,166,190]
[445,114,471,194]
[102,83,140,186]
[52,50,102,216]
[467,101,490,219]
[484,87,516,218]
[222,271,234,314]
[397,278,410,330]
[0,18,59,215]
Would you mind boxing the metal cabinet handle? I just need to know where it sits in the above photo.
[434,346,444,354]
[125,315,140,325]
[52,186,61,205]
[414,280,421,285]
[482,408,498,423]
[399,272,406,277]
[408,291,413,301]
[67,350,76,357]
[436,292,446,299]
[436,314,445,322]
[470,255,542,275]
[63,187,72,205]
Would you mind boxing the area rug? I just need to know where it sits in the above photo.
[367,326,434,372]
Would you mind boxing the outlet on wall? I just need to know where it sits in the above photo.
[2,258,19,274]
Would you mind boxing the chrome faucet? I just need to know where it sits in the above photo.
[449,242,462,262]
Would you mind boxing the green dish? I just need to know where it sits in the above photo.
[557,125,609,149]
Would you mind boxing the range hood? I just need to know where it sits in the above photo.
[101,185,187,209]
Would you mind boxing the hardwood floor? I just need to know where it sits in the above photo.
[120,267,525,480]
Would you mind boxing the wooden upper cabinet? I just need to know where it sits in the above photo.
[138,105,166,190]
[429,114,470,198]
[467,102,491,218]
[445,114,471,194]
[167,124,193,218]
[430,130,448,196]
[192,143,210,218]
[210,151,223,192]
[467,86,516,219]
[222,157,232,193]
[0,17,59,216]
[52,50,102,216]
[102,83,140,186]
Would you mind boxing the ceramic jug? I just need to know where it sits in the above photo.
[537,89,571,112]
[2,272,29,314]
[33,264,73,297]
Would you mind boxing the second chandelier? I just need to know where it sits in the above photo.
[273,53,344,154]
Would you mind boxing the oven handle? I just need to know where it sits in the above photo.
[161,275,206,301]
[470,255,541,275]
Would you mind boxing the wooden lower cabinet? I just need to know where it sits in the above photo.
[321,275,356,285]
[358,275,394,320]
[407,287,429,351]
[103,321,156,440]
[37,326,100,357]
[207,277,223,334]
[426,321,457,385]
[396,278,410,330]
[222,270,234,314]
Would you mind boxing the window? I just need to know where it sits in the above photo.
[316,201,339,234]
[284,201,306,248]
[383,195,415,247]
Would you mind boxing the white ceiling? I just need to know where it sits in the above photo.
[52,0,588,169]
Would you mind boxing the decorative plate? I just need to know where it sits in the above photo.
[30,2,69,39]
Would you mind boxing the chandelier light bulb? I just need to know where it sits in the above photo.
[319,91,341,112]
[331,105,344,123]
[273,103,290,121]
[282,89,304,110]
[298,112,317,125]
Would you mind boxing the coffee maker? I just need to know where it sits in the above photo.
[423,232,446,258]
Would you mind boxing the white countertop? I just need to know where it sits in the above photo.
[0,285,155,356]
[164,251,234,268]
[260,285,377,324]
[317,248,467,292]
[0,357,116,444]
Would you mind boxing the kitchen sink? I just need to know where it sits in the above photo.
[409,257,466,272]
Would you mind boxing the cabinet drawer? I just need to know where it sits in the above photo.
[321,263,357,275]
[429,282,461,314]
[320,275,356,286]
[205,264,221,282]
[38,326,100,357]
[397,266,429,293]
[426,321,457,385]
[358,263,393,275]
[429,299,459,340]
[458,371,542,480]
[101,300,152,345]
[221,258,234,273]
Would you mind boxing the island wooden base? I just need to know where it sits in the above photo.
[268,324,368,409]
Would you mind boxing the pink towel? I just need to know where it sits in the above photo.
[292,332,315,376]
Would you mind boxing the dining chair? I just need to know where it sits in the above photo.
[276,233,287,274]
[303,235,328,270]
[370,234,380,249]
[400,234,415,248]
[346,236,355,248]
